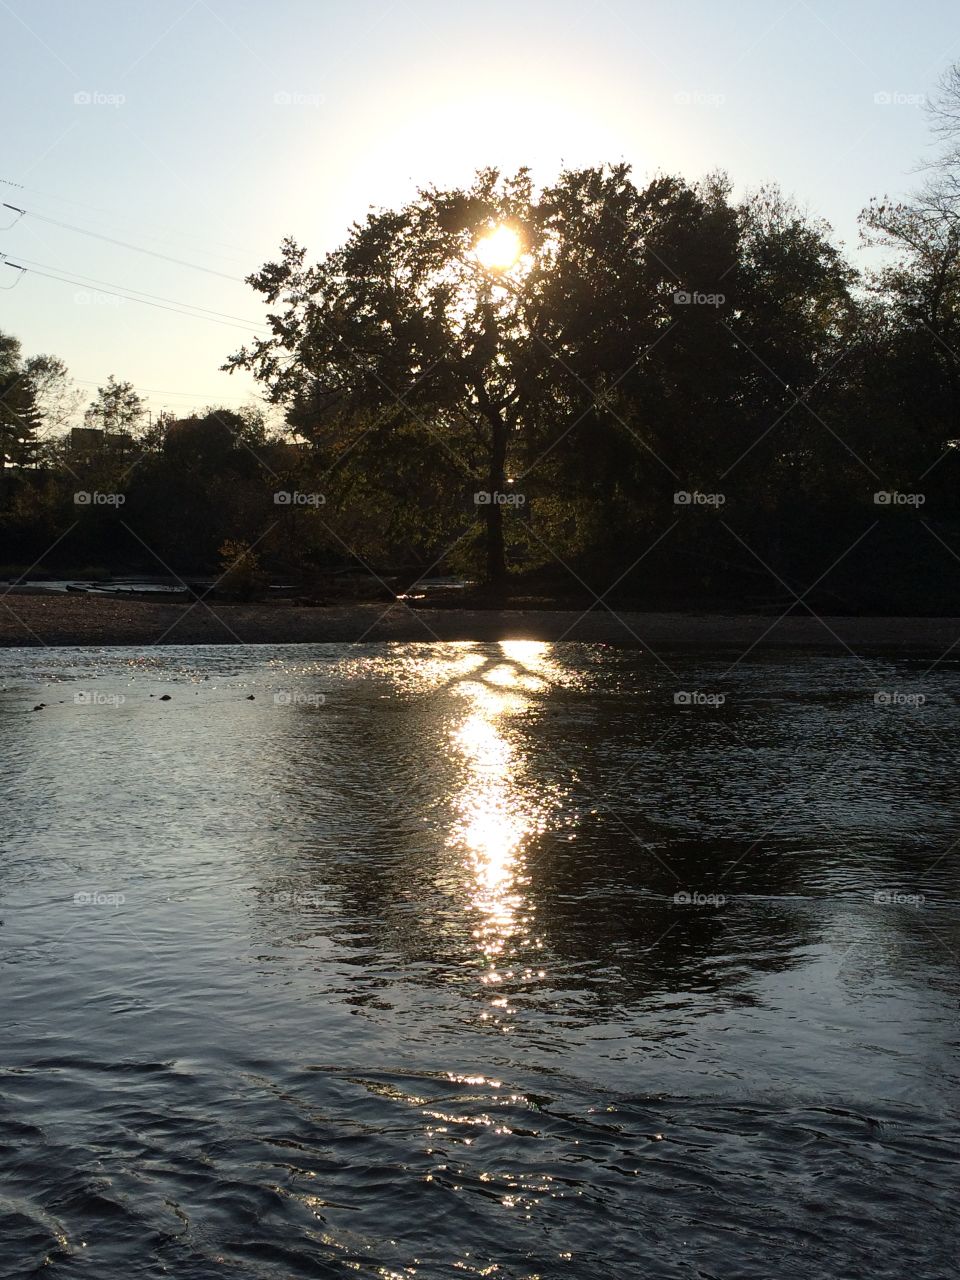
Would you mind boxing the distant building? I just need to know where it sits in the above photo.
[68,427,139,461]
[69,426,105,455]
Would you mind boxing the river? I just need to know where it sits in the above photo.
[1,641,957,1277]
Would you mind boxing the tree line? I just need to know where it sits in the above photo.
[4,75,960,610]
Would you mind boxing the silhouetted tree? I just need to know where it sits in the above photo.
[229,166,750,588]
[84,375,145,442]
[0,332,47,469]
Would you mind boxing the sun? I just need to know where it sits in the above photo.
[474,223,523,272]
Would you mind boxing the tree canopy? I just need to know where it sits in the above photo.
[4,134,960,611]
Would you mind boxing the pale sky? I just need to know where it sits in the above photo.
[2,0,958,423]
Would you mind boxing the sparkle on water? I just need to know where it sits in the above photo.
[2,639,959,1278]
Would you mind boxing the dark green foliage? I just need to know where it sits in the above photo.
[3,157,960,609]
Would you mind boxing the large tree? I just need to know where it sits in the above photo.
[0,333,76,469]
[227,169,539,585]
[227,166,735,587]
[0,332,37,468]
[860,197,960,447]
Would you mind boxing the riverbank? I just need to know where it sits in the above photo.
[1,589,958,651]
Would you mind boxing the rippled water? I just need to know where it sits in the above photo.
[1,641,959,1278]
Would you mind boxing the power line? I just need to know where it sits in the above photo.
[2,202,246,282]
[2,253,270,328]
[1,259,268,332]
[70,376,270,404]
[0,176,250,259]
[0,186,278,404]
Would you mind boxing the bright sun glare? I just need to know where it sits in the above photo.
[474,224,523,271]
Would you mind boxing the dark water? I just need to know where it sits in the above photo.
[1,641,958,1279]
[18,577,186,595]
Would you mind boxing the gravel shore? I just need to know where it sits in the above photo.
[1,590,958,653]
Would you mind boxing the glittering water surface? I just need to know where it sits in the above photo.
[1,642,958,1278]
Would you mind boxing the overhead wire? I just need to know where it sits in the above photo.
[0,253,270,328]
[0,175,250,258]
[0,184,278,405]
[2,202,246,281]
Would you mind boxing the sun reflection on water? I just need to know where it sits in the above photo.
[447,642,565,1023]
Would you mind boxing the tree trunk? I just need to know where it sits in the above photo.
[473,376,509,593]
[485,417,508,590]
